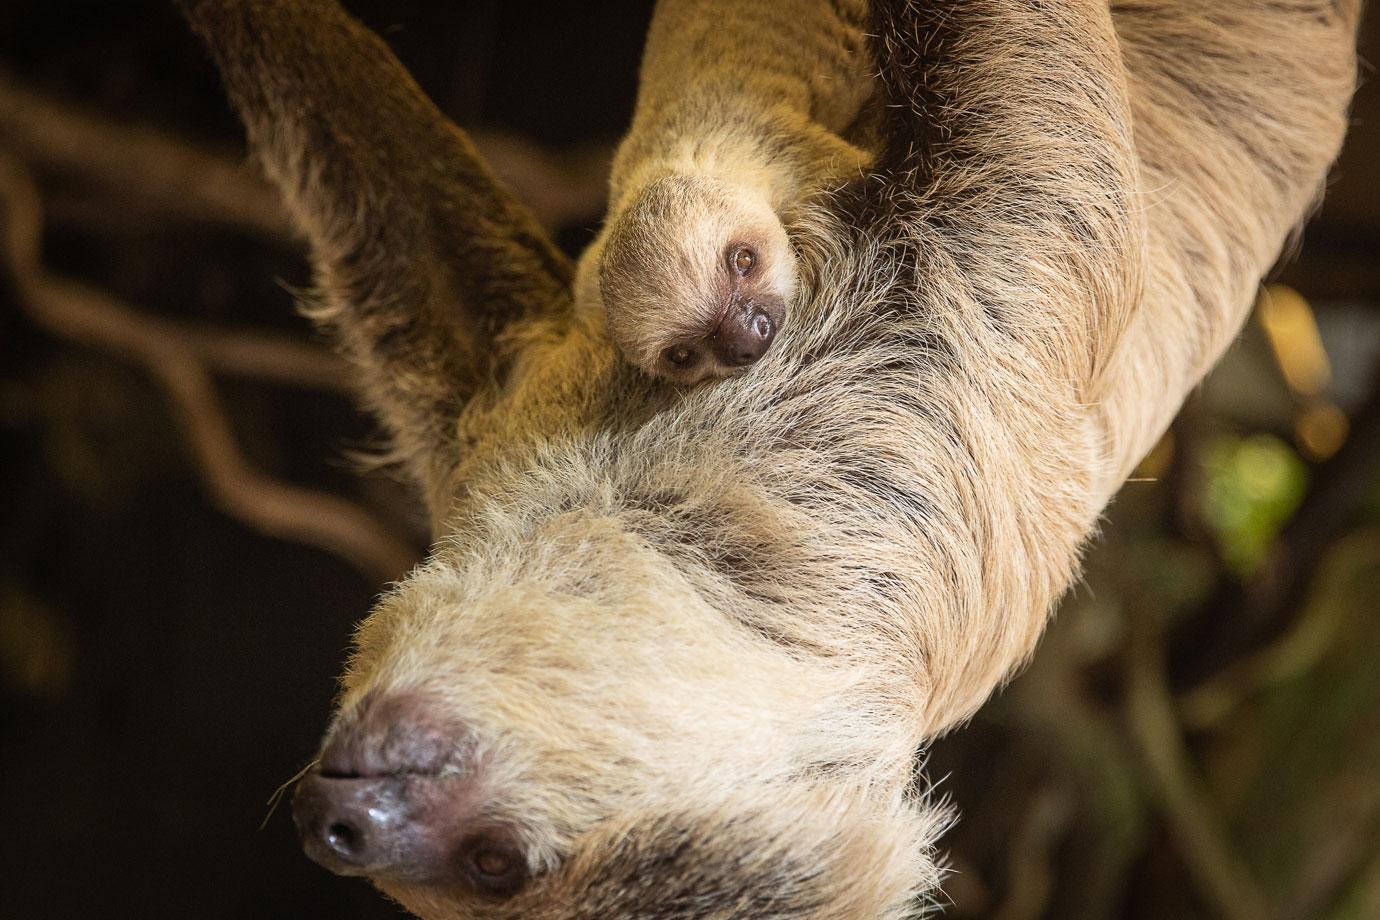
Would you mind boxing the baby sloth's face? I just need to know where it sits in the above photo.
[599,176,797,385]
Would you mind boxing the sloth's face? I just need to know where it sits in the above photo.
[600,175,797,385]
[291,514,941,918]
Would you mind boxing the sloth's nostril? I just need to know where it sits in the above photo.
[325,821,359,856]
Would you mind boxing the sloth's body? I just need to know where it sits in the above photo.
[581,0,874,385]
[184,0,1361,914]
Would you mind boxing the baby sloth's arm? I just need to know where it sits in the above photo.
[582,0,874,386]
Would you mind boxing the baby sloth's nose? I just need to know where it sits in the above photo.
[710,305,776,367]
[291,693,528,896]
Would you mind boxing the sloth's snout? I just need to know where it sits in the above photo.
[657,290,784,381]
[710,302,777,367]
[294,770,430,877]
[316,691,457,779]
[292,693,526,895]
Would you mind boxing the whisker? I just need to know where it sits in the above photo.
[259,758,320,831]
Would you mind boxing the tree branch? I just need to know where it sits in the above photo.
[0,69,609,238]
[1,151,419,585]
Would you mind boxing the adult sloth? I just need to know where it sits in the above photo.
[179,0,1360,917]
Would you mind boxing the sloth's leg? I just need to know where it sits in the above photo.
[179,0,572,499]
[1092,0,1362,483]
[859,0,1358,493]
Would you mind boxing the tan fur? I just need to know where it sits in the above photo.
[181,0,1361,915]
[581,0,874,383]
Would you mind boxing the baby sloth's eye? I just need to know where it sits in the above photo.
[663,344,698,367]
[730,246,756,276]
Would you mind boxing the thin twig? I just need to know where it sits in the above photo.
[1,152,418,585]
[0,70,610,236]
[1124,599,1274,920]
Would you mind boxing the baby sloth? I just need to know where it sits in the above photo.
[582,0,876,386]
[598,175,796,383]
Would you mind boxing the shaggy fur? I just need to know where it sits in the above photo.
[181,0,1361,916]
[582,0,874,383]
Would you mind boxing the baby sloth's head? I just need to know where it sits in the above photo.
[599,175,796,385]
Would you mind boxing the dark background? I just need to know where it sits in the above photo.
[1,3,1377,919]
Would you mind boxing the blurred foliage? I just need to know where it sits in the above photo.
[1202,433,1309,577]
[933,327,1380,919]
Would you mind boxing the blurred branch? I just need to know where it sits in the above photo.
[991,788,1072,920]
[474,131,612,232]
[0,70,609,237]
[1,151,419,585]
[1172,369,1380,688]
[0,70,295,243]
[0,75,353,392]
[1125,602,1273,920]
[174,325,351,393]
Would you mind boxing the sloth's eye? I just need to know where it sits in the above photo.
[663,344,698,367]
[730,247,756,275]
[459,833,529,898]
[475,849,513,877]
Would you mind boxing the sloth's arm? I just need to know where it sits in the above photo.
[177,0,571,500]
[838,0,1357,729]
[633,0,870,133]
[608,0,873,198]
[864,0,1142,391]
[1092,0,1361,487]
[865,0,1359,488]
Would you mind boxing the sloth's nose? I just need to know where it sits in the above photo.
[294,771,433,878]
[710,305,776,367]
[292,692,489,884]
